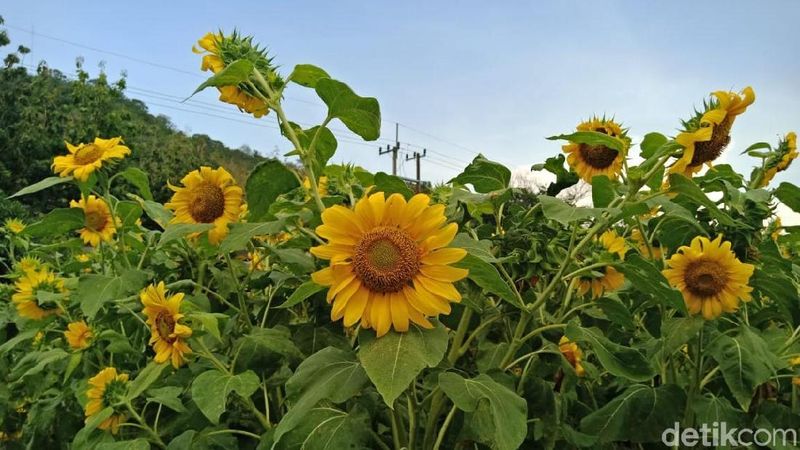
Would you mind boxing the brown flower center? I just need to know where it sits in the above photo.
[352,226,421,293]
[85,209,108,231]
[155,311,176,343]
[73,144,104,165]
[684,259,728,297]
[189,182,226,223]
[690,117,732,167]
[579,143,619,169]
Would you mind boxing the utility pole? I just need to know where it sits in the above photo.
[378,123,401,175]
[405,148,427,192]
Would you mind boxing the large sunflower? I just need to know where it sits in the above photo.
[193,32,270,118]
[70,196,116,247]
[670,87,755,176]
[52,137,130,182]
[85,367,128,434]
[311,192,468,337]
[140,282,192,368]
[562,117,629,183]
[165,166,243,245]
[663,235,754,320]
[11,268,65,320]
[65,320,93,350]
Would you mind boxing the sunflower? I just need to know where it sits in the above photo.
[65,320,93,350]
[11,268,65,320]
[559,336,586,377]
[247,249,269,271]
[4,218,25,234]
[670,87,755,176]
[770,218,782,242]
[193,32,270,118]
[52,137,130,182]
[663,235,754,320]
[70,196,116,247]
[599,230,627,260]
[303,175,329,198]
[562,117,629,183]
[16,256,42,274]
[85,367,128,434]
[630,228,663,260]
[760,132,797,187]
[310,192,468,337]
[76,253,91,263]
[165,166,243,245]
[577,266,625,299]
[140,282,192,368]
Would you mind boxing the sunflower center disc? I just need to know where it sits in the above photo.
[353,226,421,293]
[684,259,728,297]
[189,182,226,223]
[691,117,732,167]
[578,144,619,169]
[155,311,176,343]
[73,144,104,165]
[85,209,108,231]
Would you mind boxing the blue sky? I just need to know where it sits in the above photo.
[2,1,799,188]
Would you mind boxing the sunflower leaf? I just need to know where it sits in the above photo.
[456,254,525,310]
[315,78,381,141]
[451,154,511,193]
[547,131,625,152]
[245,159,300,222]
[289,64,330,88]
[191,369,260,425]
[191,59,254,95]
[127,362,168,401]
[8,175,72,198]
[23,208,84,238]
[566,321,654,381]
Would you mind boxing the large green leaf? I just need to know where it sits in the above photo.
[591,175,616,208]
[374,172,413,198]
[23,208,84,238]
[566,321,654,381]
[278,281,325,309]
[451,233,499,263]
[707,326,785,410]
[450,154,511,193]
[539,195,601,225]
[438,372,527,450]
[455,254,524,309]
[190,369,261,424]
[531,154,579,196]
[659,316,704,357]
[158,223,213,246]
[668,174,740,227]
[639,132,668,158]
[619,253,685,311]
[357,323,448,407]
[126,361,167,400]
[273,406,371,450]
[219,221,284,253]
[775,182,800,212]
[192,59,254,94]
[97,439,149,450]
[273,347,369,444]
[146,386,186,413]
[75,269,148,319]
[234,326,304,372]
[547,130,626,151]
[119,167,153,201]
[580,384,685,443]
[8,176,72,198]
[315,78,381,141]
[289,64,330,88]
[246,159,300,221]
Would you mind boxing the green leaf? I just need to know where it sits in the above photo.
[273,347,369,444]
[273,248,315,273]
[659,317,704,357]
[11,349,69,379]
[566,321,654,381]
[127,361,168,400]
[591,175,615,208]
[292,125,337,176]
[9,176,72,198]
[278,281,325,309]
[531,154,579,197]
[23,208,84,238]
[191,369,261,424]
[97,439,149,450]
[188,311,224,342]
[639,132,668,158]
[692,394,746,437]
[374,172,413,198]
[455,254,524,309]
[594,297,635,330]
[76,269,148,319]
[158,223,213,246]
[775,182,800,212]
[192,59,254,94]
[741,141,772,155]
[707,326,785,410]
[667,174,740,227]
[539,195,601,225]
[438,372,527,450]
[72,406,113,448]
[315,78,381,141]
[273,406,370,450]
[246,159,300,221]
[119,167,153,201]
[451,154,511,193]
[235,327,304,371]
[451,233,499,263]
[219,221,284,253]
[146,386,186,413]
[116,201,143,227]
[580,384,685,443]
[357,322,448,407]
[547,131,625,152]
[289,64,330,88]
[618,253,685,311]
[138,198,173,228]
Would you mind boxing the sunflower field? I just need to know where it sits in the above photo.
[1,30,800,450]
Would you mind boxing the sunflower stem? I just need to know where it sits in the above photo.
[124,401,166,449]
[432,404,457,450]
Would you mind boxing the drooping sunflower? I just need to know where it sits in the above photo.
[670,87,755,176]
[562,117,629,183]
[630,228,663,260]
[11,268,65,320]
[599,230,627,260]
[65,320,93,350]
[311,192,468,337]
[662,235,754,320]
[576,266,625,299]
[760,132,797,187]
[85,367,128,434]
[52,137,131,182]
[559,336,586,377]
[140,282,192,368]
[70,196,116,247]
[165,166,243,245]
[4,218,25,234]
[193,32,273,118]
